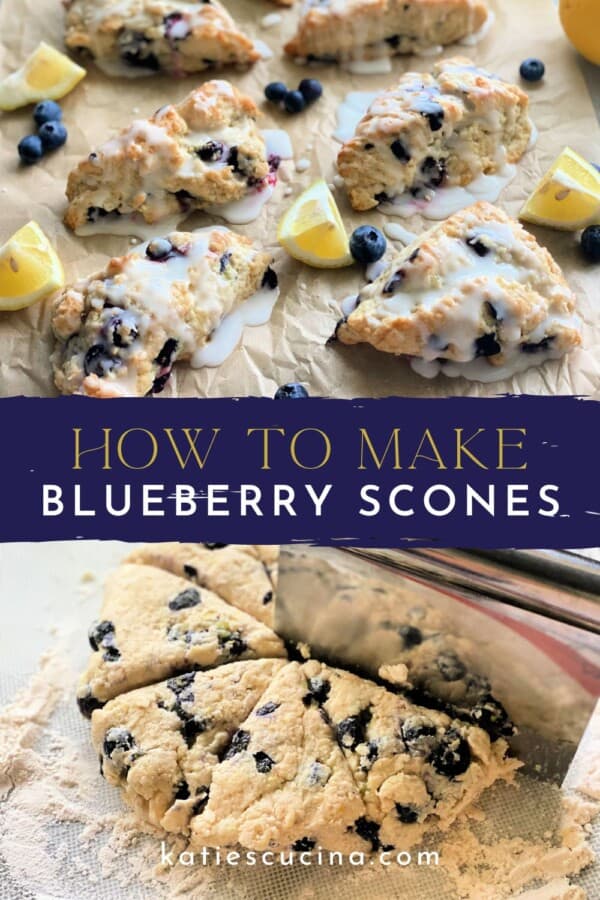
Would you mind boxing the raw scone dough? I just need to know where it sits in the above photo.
[91,660,286,832]
[64,82,274,232]
[334,202,582,382]
[302,660,520,850]
[191,661,369,852]
[338,57,531,211]
[285,0,489,63]
[76,564,286,716]
[51,227,277,397]
[125,543,278,627]
[64,0,260,77]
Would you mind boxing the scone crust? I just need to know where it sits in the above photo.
[51,227,274,397]
[285,0,489,61]
[65,81,270,231]
[336,202,581,368]
[64,0,260,75]
[338,57,531,211]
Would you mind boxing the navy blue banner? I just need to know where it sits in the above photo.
[1,396,598,548]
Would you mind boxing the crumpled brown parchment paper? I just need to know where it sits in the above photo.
[0,0,598,398]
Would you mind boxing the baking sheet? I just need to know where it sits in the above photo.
[0,0,599,399]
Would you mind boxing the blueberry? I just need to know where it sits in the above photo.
[174,781,190,800]
[204,542,227,549]
[429,728,471,778]
[349,225,387,265]
[155,338,179,367]
[470,695,514,740]
[418,101,444,131]
[292,838,316,851]
[167,672,195,695]
[303,676,331,706]
[390,139,411,162]
[436,652,467,682]
[183,563,199,580]
[401,716,438,756]
[218,631,248,657]
[254,751,275,773]
[474,332,501,358]
[466,235,490,257]
[192,786,210,815]
[274,383,309,399]
[197,140,224,162]
[395,804,419,823]
[77,689,105,719]
[103,727,135,758]
[181,716,208,748]
[354,817,382,852]
[33,100,62,126]
[298,78,323,104]
[263,590,273,605]
[383,269,405,295]
[520,58,545,82]
[335,708,372,750]
[264,81,288,103]
[399,624,422,648]
[521,336,554,354]
[581,225,600,263]
[107,314,138,348]
[88,620,115,651]
[255,701,280,716]
[225,729,251,758]
[146,238,173,261]
[39,121,68,152]
[18,135,44,165]
[420,156,446,188]
[84,344,116,378]
[261,266,278,290]
[283,90,306,114]
[169,588,201,611]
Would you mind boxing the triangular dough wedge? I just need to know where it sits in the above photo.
[191,661,368,853]
[64,82,276,233]
[90,660,287,832]
[335,202,582,382]
[64,0,260,77]
[338,58,531,212]
[285,0,489,63]
[51,226,278,397]
[125,543,277,627]
[303,661,520,851]
[76,565,286,716]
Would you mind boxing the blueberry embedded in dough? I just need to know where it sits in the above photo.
[168,588,202,611]
[429,728,471,778]
[436,652,468,682]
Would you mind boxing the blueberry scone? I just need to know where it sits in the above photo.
[91,660,286,832]
[334,202,582,382]
[76,564,287,717]
[191,661,369,852]
[63,0,260,77]
[285,0,489,63]
[302,661,519,850]
[125,543,278,627]
[64,82,277,234]
[51,227,278,397]
[338,58,531,212]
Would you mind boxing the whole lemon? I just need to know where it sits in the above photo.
[559,0,600,65]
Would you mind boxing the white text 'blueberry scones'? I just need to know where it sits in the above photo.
[335,202,582,382]
[338,58,532,212]
[63,0,260,77]
[285,0,489,64]
[91,660,287,833]
[64,82,278,234]
[76,564,287,716]
[51,227,278,397]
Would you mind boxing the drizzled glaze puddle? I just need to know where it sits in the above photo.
[192,284,280,368]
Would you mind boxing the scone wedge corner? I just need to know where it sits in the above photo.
[64,81,275,234]
[64,0,261,77]
[285,0,490,63]
[51,227,278,397]
[76,564,287,716]
[338,57,532,212]
[90,659,287,833]
[335,202,582,382]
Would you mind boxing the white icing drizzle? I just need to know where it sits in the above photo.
[263,129,294,160]
[379,162,518,221]
[365,259,387,282]
[383,222,418,244]
[333,91,380,143]
[343,57,392,75]
[296,158,311,172]
[191,283,280,368]
[413,44,443,57]
[254,39,273,60]
[75,213,184,241]
[341,294,360,316]
[208,184,275,225]
[260,12,282,28]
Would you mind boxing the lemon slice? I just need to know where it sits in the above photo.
[0,42,86,111]
[0,222,65,311]
[519,147,600,231]
[277,179,353,268]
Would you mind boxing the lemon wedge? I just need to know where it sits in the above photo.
[519,147,600,231]
[277,179,353,268]
[0,222,65,311]
[560,0,600,65]
[0,42,86,111]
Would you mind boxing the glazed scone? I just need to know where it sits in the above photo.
[125,543,277,627]
[338,58,532,212]
[302,661,520,850]
[191,661,368,852]
[76,565,287,717]
[63,0,260,77]
[335,202,582,382]
[51,227,278,398]
[64,82,275,233]
[91,660,286,832]
[285,0,489,63]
